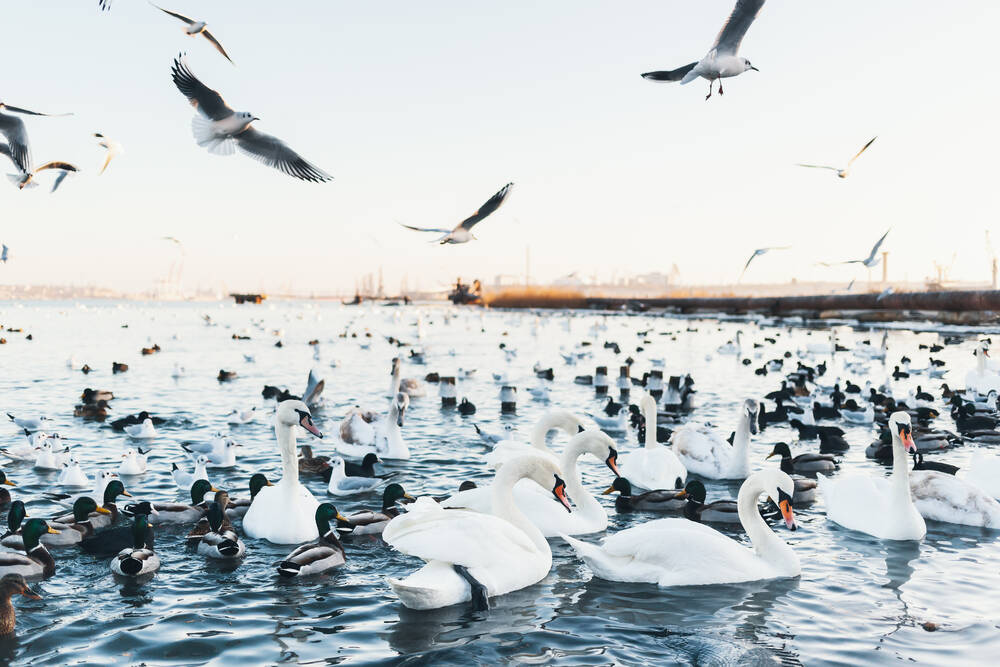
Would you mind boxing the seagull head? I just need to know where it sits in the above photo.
[742,58,759,73]
[235,111,259,129]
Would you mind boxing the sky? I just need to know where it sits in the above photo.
[1,0,999,295]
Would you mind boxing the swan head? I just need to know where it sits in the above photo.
[276,399,323,439]
[568,430,620,477]
[743,399,760,435]
[979,340,991,358]
[391,357,400,375]
[392,392,409,427]
[756,468,796,531]
[544,409,586,437]
[514,454,572,513]
[639,392,657,414]
[888,411,916,453]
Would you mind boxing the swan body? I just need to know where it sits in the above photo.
[819,411,925,540]
[562,468,799,586]
[243,400,323,544]
[965,341,1000,395]
[384,454,569,610]
[620,394,687,490]
[909,470,1000,528]
[443,430,619,536]
[964,453,1000,499]
[670,399,759,480]
[338,393,410,460]
[484,409,584,469]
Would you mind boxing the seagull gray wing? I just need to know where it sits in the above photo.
[99,0,112,11]
[50,171,70,193]
[739,251,759,278]
[303,370,325,406]
[234,127,332,182]
[0,113,31,173]
[457,182,513,231]
[865,229,890,263]
[641,63,697,82]
[712,0,766,56]
[847,136,877,167]
[201,30,234,64]
[170,55,233,121]
[150,3,195,25]
[398,223,451,234]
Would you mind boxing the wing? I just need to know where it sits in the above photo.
[867,229,890,261]
[641,63,697,82]
[150,3,194,25]
[50,171,69,193]
[711,0,766,56]
[739,251,758,278]
[457,182,513,231]
[36,161,78,174]
[847,136,877,167]
[0,113,31,173]
[201,31,234,64]
[99,0,112,11]
[170,55,233,121]
[795,163,838,171]
[234,127,332,182]
[99,152,114,175]
[398,223,451,234]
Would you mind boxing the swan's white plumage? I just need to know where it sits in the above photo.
[670,399,758,480]
[910,470,1000,528]
[620,394,687,490]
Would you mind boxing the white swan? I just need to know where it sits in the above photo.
[384,453,570,610]
[442,430,619,537]
[964,453,1000,499]
[670,399,759,480]
[909,470,1000,528]
[243,400,323,544]
[620,393,687,490]
[390,357,425,398]
[716,330,743,355]
[818,411,925,540]
[484,409,584,469]
[338,393,410,460]
[965,340,1000,395]
[562,468,799,586]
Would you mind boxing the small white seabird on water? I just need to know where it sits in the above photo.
[94,133,123,175]
[151,3,234,64]
[169,55,333,182]
[797,137,877,179]
[641,0,765,100]
[399,182,513,244]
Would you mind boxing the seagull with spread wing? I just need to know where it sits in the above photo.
[151,3,234,64]
[797,137,877,179]
[399,183,513,244]
[0,103,77,191]
[641,0,765,100]
[94,133,123,175]
[739,245,790,281]
[169,55,332,182]
[821,229,890,269]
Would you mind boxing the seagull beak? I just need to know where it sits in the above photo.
[750,65,759,72]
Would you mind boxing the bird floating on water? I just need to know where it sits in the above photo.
[170,55,332,182]
[797,137,877,179]
[641,0,764,100]
[399,182,513,244]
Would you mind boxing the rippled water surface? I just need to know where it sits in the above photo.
[1,300,999,665]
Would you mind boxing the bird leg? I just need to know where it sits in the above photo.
[705,80,713,101]
[718,77,724,95]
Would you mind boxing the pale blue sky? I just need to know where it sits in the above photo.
[2,1,998,294]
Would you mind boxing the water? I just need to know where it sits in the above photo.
[0,300,998,665]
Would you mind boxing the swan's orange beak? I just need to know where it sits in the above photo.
[899,428,916,453]
[777,490,796,531]
[300,412,323,438]
[605,448,620,477]
[552,475,571,513]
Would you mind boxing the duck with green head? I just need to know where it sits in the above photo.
[0,574,40,636]
[140,479,219,525]
[186,490,234,542]
[277,503,348,577]
[0,471,15,509]
[4,498,109,549]
[54,480,130,530]
[111,505,160,577]
[225,474,273,519]
[197,502,245,560]
[0,502,27,543]
[602,477,688,513]
[341,484,414,536]
[80,501,157,556]
[681,480,741,525]
[0,519,59,578]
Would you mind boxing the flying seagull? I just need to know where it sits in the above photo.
[94,133,123,174]
[641,0,764,100]
[0,102,72,175]
[150,3,234,64]
[797,137,877,179]
[399,183,513,244]
[169,55,332,182]
[739,245,790,281]
[821,229,890,269]
[99,0,111,10]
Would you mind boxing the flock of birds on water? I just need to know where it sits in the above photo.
[1,302,1000,641]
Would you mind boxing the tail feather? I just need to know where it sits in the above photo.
[119,556,142,576]
[641,62,697,83]
[277,560,301,577]
[191,116,235,156]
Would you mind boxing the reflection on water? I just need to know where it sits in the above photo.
[1,301,1000,664]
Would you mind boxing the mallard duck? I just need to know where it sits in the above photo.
[79,501,157,556]
[81,388,114,403]
[5,498,110,549]
[0,472,15,508]
[0,573,40,636]
[136,479,218,525]
[111,510,160,577]
[225,474,273,519]
[197,502,245,559]
[53,480,130,530]
[277,503,347,577]
[602,477,687,513]
[680,480,741,525]
[340,484,414,536]
[0,520,59,578]
[766,442,838,473]
[73,400,110,421]
[298,445,331,476]
[0,502,27,542]
[186,491,234,541]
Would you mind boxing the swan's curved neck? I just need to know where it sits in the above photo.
[738,479,795,568]
[559,438,602,518]
[731,412,751,472]
[390,361,401,396]
[530,414,566,452]
[890,433,911,500]
[492,463,550,554]
[274,421,300,488]
[643,400,657,449]
[978,349,987,375]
